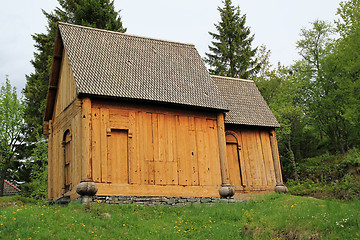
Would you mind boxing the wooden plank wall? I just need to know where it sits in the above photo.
[226,126,277,191]
[91,102,222,196]
[48,50,81,200]
[52,49,77,119]
[49,101,82,200]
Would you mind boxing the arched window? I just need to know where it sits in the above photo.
[63,130,71,193]
[226,132,243,186]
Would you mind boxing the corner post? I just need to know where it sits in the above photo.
[269,129,288,193]
[216,112,234,198]
[81,97,92,182]
[47,120,53,200]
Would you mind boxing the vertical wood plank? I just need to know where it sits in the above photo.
[73,114,83,188]
[256,130,267,187]
[100,108,109,183]
[108,130,128,184]
[236,130,248,187]
[216,113,229,186]
[129,111,139,184]
[81,98,92,181]
[195,117,211,186]
[158,113,166,162]
[147,113,155,185]
[260,130,276,186]
[47,121,53,199]
[177,115,190,186]
[270,129,284,184]
[166,114,178,185]
[248,130,261,186]
[91,107,101,183]
[240,129,253,186]
[189,116,199,186]
[226,143,242,186]
[156,113,167,185]
[138,112,148,185]
[208,119,222,186]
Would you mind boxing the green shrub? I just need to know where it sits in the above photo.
[287,149,360,200]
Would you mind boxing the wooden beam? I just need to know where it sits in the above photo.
[269,129,283,184]
[81,98,92,181]
[216,113,230,185]
[44,27,64,122]
[96,183,220,198]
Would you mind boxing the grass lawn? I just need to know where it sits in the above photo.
[0,194,359,239]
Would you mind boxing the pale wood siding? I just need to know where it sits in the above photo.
[52,49,77,119]
[48,100,82,200]
[91,101,222,197]
[225,126,277,192]
[47,50,81,200]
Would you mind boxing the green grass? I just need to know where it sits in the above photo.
[0,194,359,239]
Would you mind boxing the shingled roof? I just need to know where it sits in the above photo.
[56,22,228,111]
[212,75,280,128]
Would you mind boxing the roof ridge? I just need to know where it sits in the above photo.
[58,22,195,48]
[211,75,254,83]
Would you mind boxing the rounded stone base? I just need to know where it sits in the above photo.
[219,184,235,198]
[76,180,98,196]
[275,184,288,193]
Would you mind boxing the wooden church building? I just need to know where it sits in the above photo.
[43,23,286,201]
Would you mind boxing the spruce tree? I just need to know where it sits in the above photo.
[205,0,260,79]
[23,0,126,141]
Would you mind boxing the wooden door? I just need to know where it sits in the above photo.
[108,129,129,184]
[63,130,71,192]
[226,134,242,186]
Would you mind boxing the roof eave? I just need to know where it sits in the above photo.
[225,122,281,128]
[43,27,64,122]
[78,92,229,113]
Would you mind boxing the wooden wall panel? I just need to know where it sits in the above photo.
[226,143,242,186]
[72,113,82,191]
[129,111,140,184]
[207,119,222,186]
[100,108,109,183]
[255,131,267,186]
[164,114,178,185]
[87,101,223,198]
[108,129,128,184]
[227,126,278,190]
[53,50,77,119]
[176,115,191,186]
[260,131,276,186]
[91,108,101,183]
[195,117,211,186]
[49,98,82,200]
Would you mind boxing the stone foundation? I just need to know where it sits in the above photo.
[83,196,245,206]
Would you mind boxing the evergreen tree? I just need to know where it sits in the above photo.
[205,0,260,79]
[23,0,126,142]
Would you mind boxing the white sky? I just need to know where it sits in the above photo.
[0,0,341,94]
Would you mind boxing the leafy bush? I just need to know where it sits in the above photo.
[21,137,48,200]
[287,149,360,200]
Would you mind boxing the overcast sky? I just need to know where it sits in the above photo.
[0,0,341,94]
